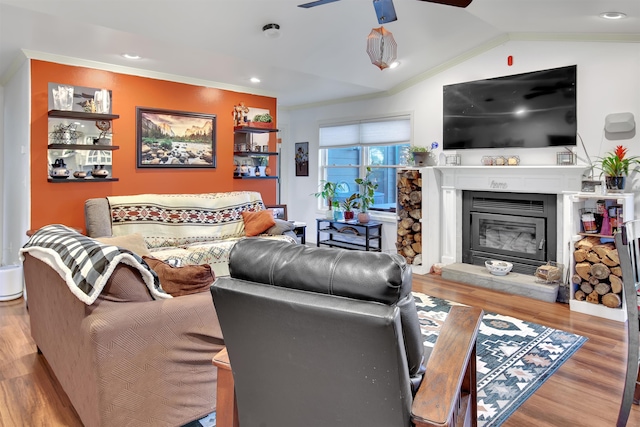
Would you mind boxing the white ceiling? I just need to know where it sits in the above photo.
[1,0,638,107]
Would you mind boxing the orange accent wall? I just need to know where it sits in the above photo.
[30,60,278,232]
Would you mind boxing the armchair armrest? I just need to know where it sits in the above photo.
[213,348,239,427]
[412,305,483,427]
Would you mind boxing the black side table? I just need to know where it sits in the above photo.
[316,218,382,252]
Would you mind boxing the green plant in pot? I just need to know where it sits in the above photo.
[595,145,640,192]
[355,167,378,223]
[313,181,347,218]
[409,142,439,166]
[251,113,273,129]
[252,113,272,123]
[341,193,359,221]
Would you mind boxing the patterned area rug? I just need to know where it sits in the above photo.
[183,292,587,427]
[414,292,587,427]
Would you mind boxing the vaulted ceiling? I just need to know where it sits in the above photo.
[1,0,638,107]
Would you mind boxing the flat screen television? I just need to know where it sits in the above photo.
[443,65,577,150]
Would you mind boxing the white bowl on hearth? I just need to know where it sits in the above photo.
[485,260,513,276]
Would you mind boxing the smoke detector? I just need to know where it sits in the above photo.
[262,23,281,39]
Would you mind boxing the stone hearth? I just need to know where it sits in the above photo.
[441,263,559,303]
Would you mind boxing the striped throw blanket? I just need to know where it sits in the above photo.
[20,224,171,305]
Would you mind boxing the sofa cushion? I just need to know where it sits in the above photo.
[242,210,276,236]
[267,218,296,235]
[143,256,215,297]
[95,233,151,257]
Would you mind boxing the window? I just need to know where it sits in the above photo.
[319,116,411,212]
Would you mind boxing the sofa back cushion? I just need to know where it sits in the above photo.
[107,192,266,249]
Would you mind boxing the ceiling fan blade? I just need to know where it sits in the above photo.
[373,0,397,24]
[419,0,473,8]
[298,0,340,8]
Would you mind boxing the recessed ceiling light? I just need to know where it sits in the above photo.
[250,77,261,83]
[599,11,627,20]
[122,53,142,60]
[389,61,400,69]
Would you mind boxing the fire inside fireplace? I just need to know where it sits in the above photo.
[462,191,557,275]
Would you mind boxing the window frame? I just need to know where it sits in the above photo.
[317,114,413,216]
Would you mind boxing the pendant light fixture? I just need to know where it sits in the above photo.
[366,26,397,70]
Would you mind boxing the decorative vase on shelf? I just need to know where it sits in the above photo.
[412,152,429,167]
[357,212,370,223]
[91,165,109,179]
[50,159,70,179]
[344,211,355,221]
[605,176,626,192]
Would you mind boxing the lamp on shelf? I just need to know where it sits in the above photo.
[366,26,397,70]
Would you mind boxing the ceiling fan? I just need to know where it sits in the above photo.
[298,0,473,24]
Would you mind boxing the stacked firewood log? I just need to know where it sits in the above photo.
[397,170,422,265]
[572,236,623,308]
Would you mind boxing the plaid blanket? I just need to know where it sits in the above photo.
[20,224,171,305]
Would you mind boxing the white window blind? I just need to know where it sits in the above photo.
[319,117,410,147]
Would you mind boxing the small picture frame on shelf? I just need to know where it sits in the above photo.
[581,180,601,193]
[266,205,287,220]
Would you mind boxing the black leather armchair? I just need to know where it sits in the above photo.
[211,239,482,427]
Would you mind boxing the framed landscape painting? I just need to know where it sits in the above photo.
[136,107,216,168]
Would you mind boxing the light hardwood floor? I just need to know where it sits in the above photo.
[0,274,639,426]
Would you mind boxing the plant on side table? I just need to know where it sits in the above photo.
[595,145,640,192]
[341,193,359,221]
[313,181,347,219]
[355,167,378,223]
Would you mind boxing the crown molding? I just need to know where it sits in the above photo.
[19,49,278,99]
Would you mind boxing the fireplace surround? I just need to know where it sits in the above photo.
[431,165,588,272]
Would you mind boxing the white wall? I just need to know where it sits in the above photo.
[2,60,31,265]
[279,40,640,268]
[0,84,4,263]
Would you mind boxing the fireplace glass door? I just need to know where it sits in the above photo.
[470,212,546,262]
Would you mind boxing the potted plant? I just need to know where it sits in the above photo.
[341,193,358,221]
[409,142,438,166]
[250,113,273,129]
[595,145,640,191]
[355,167,378,223]
[313,181,347,219]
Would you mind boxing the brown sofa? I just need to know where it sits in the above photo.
[22,250,223,427]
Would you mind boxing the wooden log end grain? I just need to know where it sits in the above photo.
[586,290,600,304]
[602,292,622,308]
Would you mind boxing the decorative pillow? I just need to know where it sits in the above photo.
[143,256,215,297]
[242,210,276,236]
[267,218,296,235]
[95,233,151,257]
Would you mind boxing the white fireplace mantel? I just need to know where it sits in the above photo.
[434,165,589,194]
[431,165,589,267]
